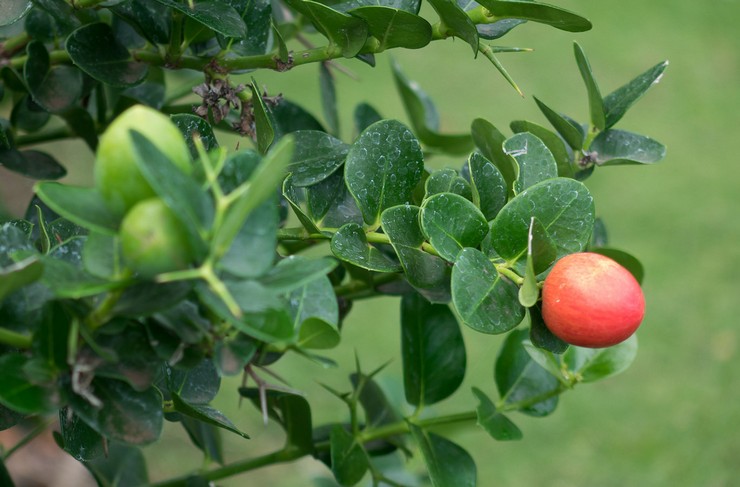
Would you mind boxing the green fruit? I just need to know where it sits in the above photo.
[95,105,190,218]
[120,198,193,278]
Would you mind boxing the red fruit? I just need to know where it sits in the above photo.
[541,252,645,348]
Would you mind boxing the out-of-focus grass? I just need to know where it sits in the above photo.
[159,1,740,486]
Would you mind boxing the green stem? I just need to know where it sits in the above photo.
[495,264,524,286]
[0,327,32,349]
[148,447,305,487]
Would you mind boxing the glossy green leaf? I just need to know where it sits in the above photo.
[272,99,325,136]
[59,408,105,461]
[350,372,401,430]
[401,293,465,406]
[10,95,49,132]
[603,60,669,129]
[250,79,275,154]
[150,0,246,37]
[470,118,516,193]
[381,205,450,302]
[217,0,271,55]
[426,0,478,54]
[67,378,163,444]
[392,60,474,155]
[330,425,369,485]
[529,304,568,354]
[495,328,559,416]
[66,23,148,87]
[410,424,476,487]
[307,169,364,228]
[564,335,638,383]
[163,359,220,404]
[591,247,644,283]
[284,0,368,57]
[518,219,542,307]
[421,193,488,262]
[333,0,420,14]
[573,42,605,130]
[319,63,339,136]
[24,41,82,113]
[215,333,257,376]
[331,223,401,272]
[533,97,584,150]
[290,275,339,346]
[297,317,340,349]
[425,168,472,200]
[0,353,58,414]
[171,392,250,439]
[471,387,522,441]
[467,152,507,220]
[354,103,382,134]
[288,131,348,186]
[213,135,293,257]
[589,129,666,165]
[522,339,566,384]
[179,418,224,465]
[477,0,591,32]
[349,6,432,50]
[0,255,43,301]
[505,132,558,194]
[0,0,31,26]
[282,176,323,234]
[345,119,424,226]
[58,106,98,151]
[40,238,120,299]
[219,196,278,279]
[171,114,219,158]
[452,248,525,334]
[35,183,119,234]
[111,0,170,45]
[0,149,66,180]
[457,0,528,39]
[260,255,338,293]
[490,178,594,264]
[509,120,573,177]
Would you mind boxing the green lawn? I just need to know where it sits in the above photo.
[152,1,740,485]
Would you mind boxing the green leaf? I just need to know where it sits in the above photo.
[34,183,119,234]
[0,148,66,180]
[59,408,105,461]
[162,359,220,404]
[528,304,568,354]
[401,293,465,406]
[68,379,163,445]
[345,119,424,226]
[471,387,522,441]
[505,132,558,194]
[272,99,326,135]
[331,223,401,272]
[171,392,250,439]
[521,339,566,384]
[349,6,432,50]
[24,41,82,113]
[426,0,479,55]
[350,373,402,430]
[0,353,58,414]
[533,97,584,150]
[215,333,257,376]
[591,247,644,284]
[509,120,573,178]
[58,107,98,151]
[0,255,43,301]
[213,135,294,257]
[33,301,71,370]
[260,255,338,293]
[40,238,120,299]
[297,318,340,349]
[150,0,246,37]
[470,118,516,193]
[354,103,382,134]
[217,0,271,55]
[330,425,369,486]
[282,175,324,234]
[180,418,224,465]
[452,248,525,334]
[319,63,339,136]
[288,131,349,186]
[391,60,474,155]
[0,0,31,26]
[589,129,666,165]
[564,335,638,383]
[111,0,170,45]
[573,42,605,130]
[250,79,275,154]
[66,23,148,87]
[10,95,50,132]
[284,0,368,57]
[490,178,594,264]
[84,443,149,487]
[467,152,507,220]
[172,114,219,158]
[219,197,278,279]
[425,168,472,200]
[421,193,488,262]
[381,205,450,302]
[290,275,340,347]
[603,60,669,129]
[495,328,559,416]
[477,0,591,32]
[409,424,476,487]
[307,169,364,228]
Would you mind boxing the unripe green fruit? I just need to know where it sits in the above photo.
[120,198,193,278]
[95,105,190,218]
[541,252,645,348]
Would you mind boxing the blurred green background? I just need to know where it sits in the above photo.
[5,0,740,485]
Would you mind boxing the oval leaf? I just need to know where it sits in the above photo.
[590,129,666,166]
[477,0,591,32]
[471,387,523,441]
[467,152,507,220]
[410,424,476,487]
[331,223,401,272]
[288,131,349,186]
[505,132,558,193]
[349,6,432,50]
[564,335,638,383]
[421,193,488,262]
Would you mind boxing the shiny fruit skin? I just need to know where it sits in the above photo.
[120,198,193,278]
[95,105,190,218]
[541,252,645,348]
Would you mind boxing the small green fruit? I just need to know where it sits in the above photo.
[541,252,645,348]
[95,105,190,218]
[120,198,193,278]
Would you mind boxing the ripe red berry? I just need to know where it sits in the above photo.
[541,252,645,348]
